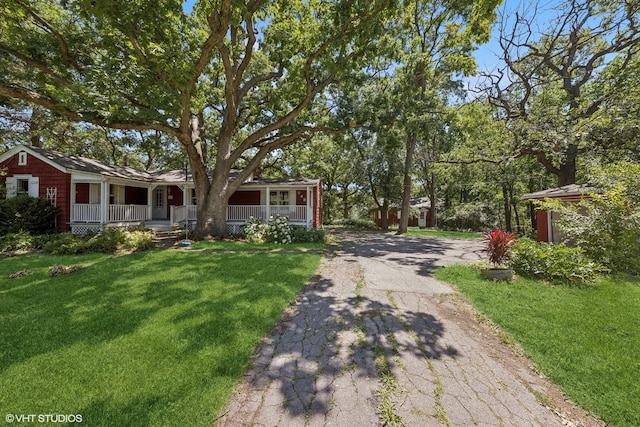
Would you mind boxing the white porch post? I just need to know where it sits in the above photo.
[306,186,312,229]
[266,186,271,220]
[148,184,155,220]
[100,180,109,224]
[71,182,77,222]
[547,210,553,243]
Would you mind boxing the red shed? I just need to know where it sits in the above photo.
[522,184,596,243]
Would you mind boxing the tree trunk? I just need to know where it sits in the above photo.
[342,188,350,219]
[428,172,437,227]
[195,190,229,240]
[380,201,390,231]
[510,185,520,233]
[502,184,512,232]
[398,132,417,235]
[186,114,234,240]
[557,160,577,186]
[28,106,45,147]
[537,146,577,186]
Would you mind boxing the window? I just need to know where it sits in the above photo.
[155,188,164,208]
[191,188,197,205]
[18,152,27,166]
[270,191,289,206]
[109,184,124,205]
[17,179,29,195]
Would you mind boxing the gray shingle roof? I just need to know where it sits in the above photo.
[522,183,597,200]
[28,146,155,182]
[20,146,318,186]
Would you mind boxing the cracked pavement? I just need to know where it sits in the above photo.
[217,231,602,427]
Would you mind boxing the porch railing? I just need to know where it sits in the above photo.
[227,205,307,223]
[72,204,101,223]
[171,205,308,225]
[109,204,149,222]
[72,203,149,223]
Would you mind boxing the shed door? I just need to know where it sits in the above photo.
[418,211,427,228]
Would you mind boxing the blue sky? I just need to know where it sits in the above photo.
[181,0,561,76]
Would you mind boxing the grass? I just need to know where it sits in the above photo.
[403,227,481,240]
[0,245,322,426]
[434,265,640,427]
[189,240,325,251]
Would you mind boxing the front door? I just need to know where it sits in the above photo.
[152,187,167,219]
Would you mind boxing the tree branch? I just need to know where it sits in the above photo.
[0,84,180,138]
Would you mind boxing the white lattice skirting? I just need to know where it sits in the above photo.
[70,224,103,235]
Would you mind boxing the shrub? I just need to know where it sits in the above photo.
[483,229,517,266]
[538,162,640,275]
[290,225,326,243]
[0,195,61,234]
[439,202,499,231]
[43,229,154,255]
[268,215,291,244]
[509,237,606,287]
[43,233,89,255]
[242,216,269,243]
[0,231,35,252]
[0,232,61,253]
[122,229,155,251]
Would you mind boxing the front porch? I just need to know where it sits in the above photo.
[69,180,318,234]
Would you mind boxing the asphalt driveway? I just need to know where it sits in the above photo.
[217,231,601,427]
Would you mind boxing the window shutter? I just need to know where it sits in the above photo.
[5,177,17,197]
[28,177,39,197]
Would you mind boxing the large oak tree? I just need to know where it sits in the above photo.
[484,0,640,186]
[0,0,395,238]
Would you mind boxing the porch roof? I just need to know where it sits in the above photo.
[240,177,320,187]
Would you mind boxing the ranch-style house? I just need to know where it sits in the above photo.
[0,145,322,235]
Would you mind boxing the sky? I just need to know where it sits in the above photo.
[181,0,564,74]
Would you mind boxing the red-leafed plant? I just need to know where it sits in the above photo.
[483,229,517,266]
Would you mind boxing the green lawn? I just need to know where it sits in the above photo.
[435,265,640,427]
[189,240,325,251]
[0,245,322,426]
[403,227,481,239]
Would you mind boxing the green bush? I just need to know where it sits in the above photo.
[0,232,60,253]
[0,195,61,234]
[43,233,89,255]
[539,162,640,276]
[290,225,326,243]
[0,231,35,252]
[439,202,499,231]
[43,229,154,255]
[509,237,606,287]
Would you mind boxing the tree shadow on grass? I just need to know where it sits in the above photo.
[0,249,318,424]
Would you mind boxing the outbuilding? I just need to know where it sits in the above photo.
[522,183,596,243]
